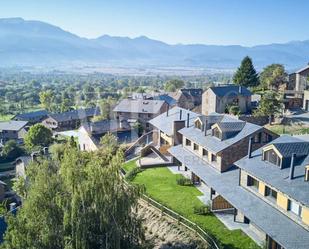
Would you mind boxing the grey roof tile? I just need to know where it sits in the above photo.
[209,85,252,97]
[235,135,309,206]
[149,106,199,136]
[113,99,166,114]
[179,116,262,153]
[169,145,309,249]
[0,121,28,131]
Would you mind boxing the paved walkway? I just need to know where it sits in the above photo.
[167,165,264,246]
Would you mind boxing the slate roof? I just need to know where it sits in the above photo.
[169,145,309,249]
[179,114,262,153]
[0,121,28,131]
[209,85,252,97]
[113,99,166,114]
[273,142,309,157]
[153,94,177,106]
[13,110,48,120]
[81,119,131,135]
[48,107,100,123]
[296,65,309,74]
[235,135,309,207]
[149,106,199,136]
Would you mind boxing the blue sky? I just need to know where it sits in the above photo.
[1,0,309,46]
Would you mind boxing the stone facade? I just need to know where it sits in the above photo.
[202,88,251,115]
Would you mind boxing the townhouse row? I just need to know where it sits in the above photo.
[149,106,309,249]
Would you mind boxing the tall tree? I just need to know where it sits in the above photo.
[260,64,288,90]
[24,124,53,151]
[3,144,145,249]
[233,56,259,87]
[39,90,54,112]
[254,90,283,124]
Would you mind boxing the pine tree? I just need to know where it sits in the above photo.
[233,56,259,87]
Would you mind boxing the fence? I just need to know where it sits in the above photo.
[141,194,220,249]
[122,161,221,249]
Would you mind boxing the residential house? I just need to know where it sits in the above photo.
[161,110,295,247]
[0,121,28,145]
[78,119,134,151]
[113,99,168,131]
[234,135,309,249]
[12,110,48,124]
[149,107,199,154]
[285,64,309,109]
[288,64,309,92]
[202,85,252,115]
[169,88,203,110]
[42,107,100,131]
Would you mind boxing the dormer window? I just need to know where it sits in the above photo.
[262,147,282,167]
[212,127,221,139]
[194,119,202,130]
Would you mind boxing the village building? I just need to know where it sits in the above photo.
[0,121,28,145]
[113,99,168,131]
[202,85,252,115]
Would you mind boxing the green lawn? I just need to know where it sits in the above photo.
[127,163,258,249]
[265,124,309,135]
[122,158,139,173]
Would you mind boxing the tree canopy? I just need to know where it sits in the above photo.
[164,79,185,92]
[233,56,259,87]
[254,90,283,122]
[24,124,53,151]
[2,143,145,249]
[260,64,288,90]
[1,140,24,160]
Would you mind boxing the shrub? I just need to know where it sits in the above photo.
[125,167,143,181]
[176,177,193,186]
[193,204,211,215]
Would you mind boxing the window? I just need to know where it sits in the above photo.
[213,127,221,139]
[288,200,302,217]
[265,186,277,201]
[247,175,259,189]
[202,149,208,157]
[195,120,202,130]
[305,167,309,182]
[263,149,281,167]
[211,154,217,162]
[193,143,199,151]
[185,139,191,146]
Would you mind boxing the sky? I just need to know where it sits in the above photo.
[1,0,309,46]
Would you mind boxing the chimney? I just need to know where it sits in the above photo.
[186,113,190,128]
[166,105,169,116]
[248,137,253,158]
[179,109,183,120]
[204,120,208,136]
[239,86,242,94]
[289,153,296,180]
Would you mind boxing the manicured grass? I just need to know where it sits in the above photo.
[131,166,258,249]
[265,124,309,135]
[122,158,139,173]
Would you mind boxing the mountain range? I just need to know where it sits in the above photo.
[0,17,308,70]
